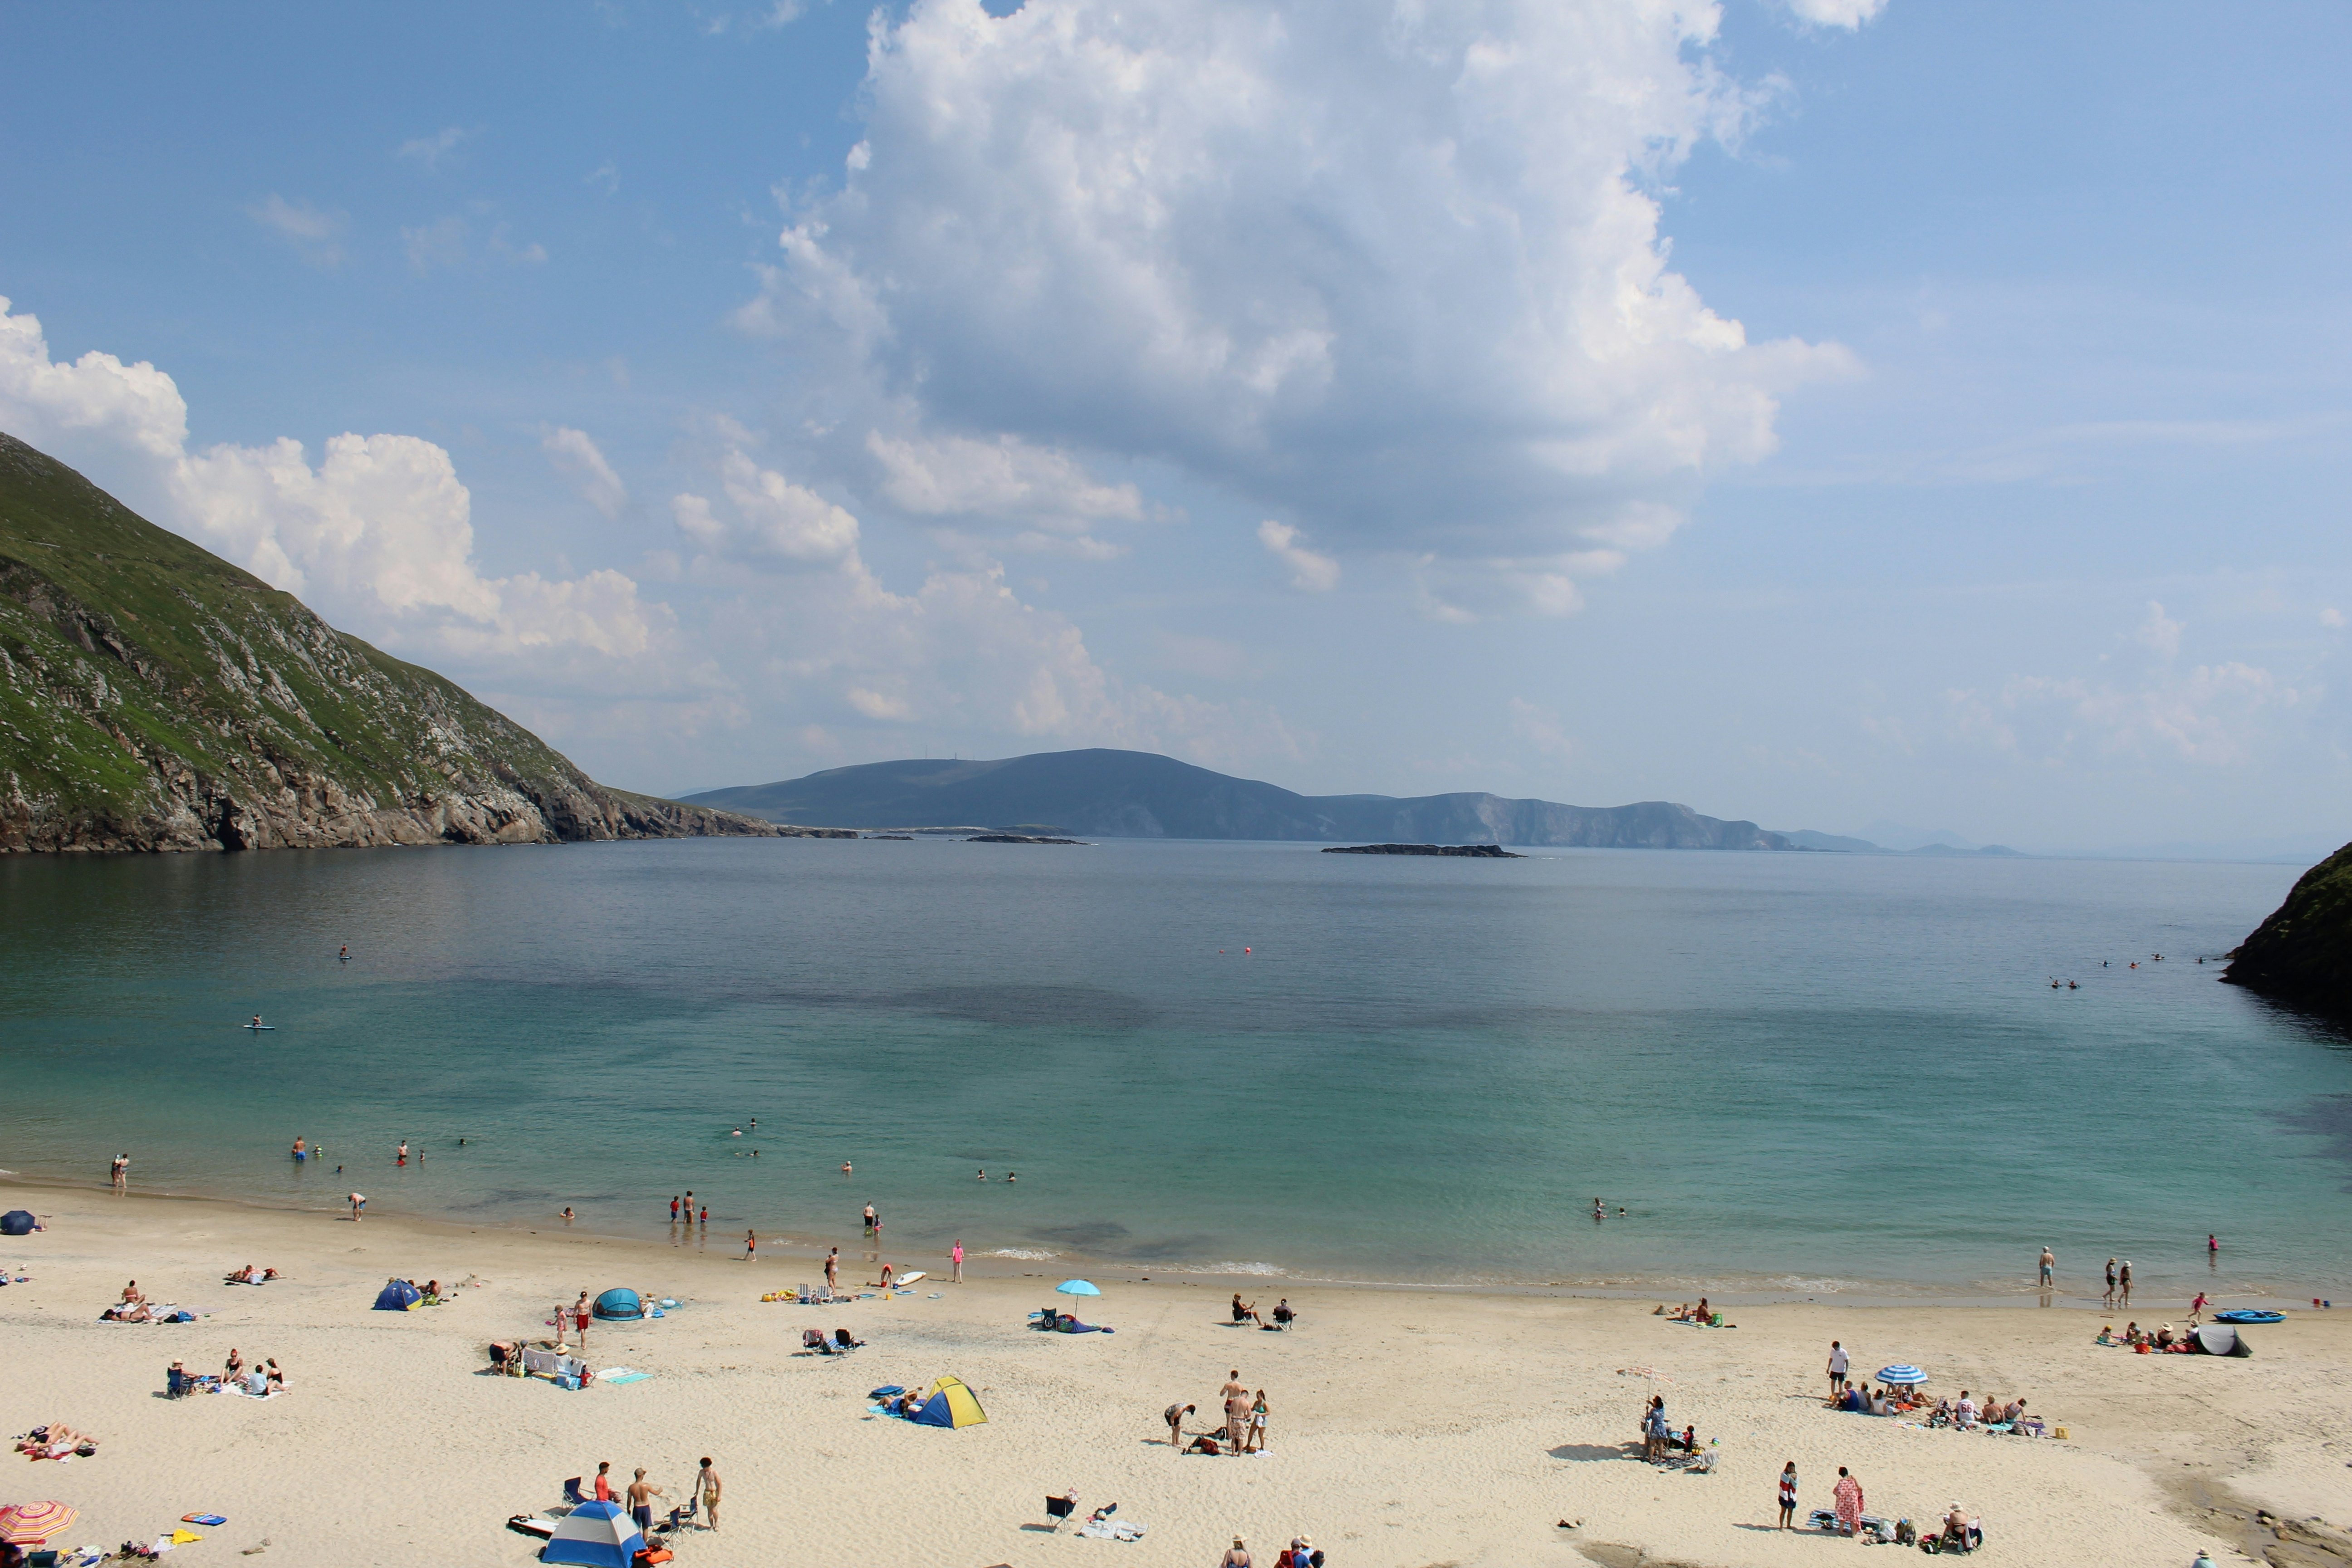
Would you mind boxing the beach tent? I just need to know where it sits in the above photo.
[372,1278,421,1311]
[592,1287,645,1321]
[2194,1323,2250,1357]
[0,1210,35,1236]
[538,1500,644,1568]
[911,1375,988,1428]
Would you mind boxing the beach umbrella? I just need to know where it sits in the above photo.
[0,1501,79,1544]
[1876,1365,1927,1385]
[539,1500,644,1568]
[1055,1279,1101,1297]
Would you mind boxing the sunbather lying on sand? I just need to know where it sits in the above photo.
[101,1300,154,1322]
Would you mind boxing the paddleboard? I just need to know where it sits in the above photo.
[243,1024,276,1030]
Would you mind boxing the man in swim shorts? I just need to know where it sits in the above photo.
[1166,1401,1195,1447]
[626,1469,662,1536]
[2038,1246,2055,1287]
[1826,1341,1848,1397]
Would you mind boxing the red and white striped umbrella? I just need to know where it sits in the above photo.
[0,1500,80,1544]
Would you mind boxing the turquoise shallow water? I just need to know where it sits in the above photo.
[2,839,2347,1300]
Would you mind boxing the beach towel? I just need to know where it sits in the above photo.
[597,1368,651,1385]
[1076,1519,1149,1541]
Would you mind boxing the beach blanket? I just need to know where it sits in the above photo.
[596,1367,651,1385]
[1076,1519,1149,1541]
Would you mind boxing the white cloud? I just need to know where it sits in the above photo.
[1256,519,1338,593]
[401,215,468,274]
[2323,607,2345,629]
[866,430,1142,531]
[672,448,865,570]
[1779,0,1888,26]
[587,161,621,196]
[397,127,471,170]
[541,425,629,518]
[0,295,656,664]
[246,195,348,267]
[2133,600,2183,661]
[745,0,1856,610]
[1508,697,1576,760]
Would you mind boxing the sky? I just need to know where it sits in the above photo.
[3,0,2349,853]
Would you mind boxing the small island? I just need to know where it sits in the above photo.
[1322,843,1523,858]
[965,833,1090,845]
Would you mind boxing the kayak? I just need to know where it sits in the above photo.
[2213,1309,2284,1325]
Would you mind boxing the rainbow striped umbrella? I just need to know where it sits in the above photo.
[0,1500,80,1544]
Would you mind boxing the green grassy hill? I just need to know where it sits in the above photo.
[0,430,814,852]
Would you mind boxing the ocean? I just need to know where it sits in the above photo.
[2,838,2346,1302]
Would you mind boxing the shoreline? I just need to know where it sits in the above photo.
[0,1169,2318,1311]
[2,1183,2345,1566]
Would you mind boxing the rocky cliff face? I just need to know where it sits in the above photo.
[2224,840,2352,1014]
[0,431,839,853]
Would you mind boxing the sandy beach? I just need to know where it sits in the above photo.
[1,1182,2345,1568]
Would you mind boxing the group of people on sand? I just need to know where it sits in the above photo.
[1778,1460,1981,1549]
[1216,1534,1322,1567]
[1167,1369,1271,1455]
[165,1346,286,1397]
[223,1262,279,1284]
[1641,1395,1705,1462]
[1658,1298,1717,1323]
[2101,1320,2199,1353]
[1230,1293,1296,1328]
[101,1279,157,1321]
[584,1456,723,1537]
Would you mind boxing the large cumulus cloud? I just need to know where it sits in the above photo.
[746,0,1857,614]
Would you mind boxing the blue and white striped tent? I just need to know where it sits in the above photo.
[1875,1365,1927,1385]
[539,1500,644,1568]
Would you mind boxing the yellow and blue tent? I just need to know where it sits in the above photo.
[911,1375,987,1428]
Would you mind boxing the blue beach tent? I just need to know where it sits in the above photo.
[592,1287,646,1321]
[538,1500,644,1568]
[910,1375,989,1428]
[372,1278,421,1311]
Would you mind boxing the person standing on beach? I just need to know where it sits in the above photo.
[573,1291,592,1348]
[626,1470,662,1538]
[2104,1257,2118,1308]
[863,1203,878,1234]
[1220,1369,1249,1450]
[1220,1538,1252,1568]
[695,1457,721,1529]
[1778,1461,1798,1529]
[825,1247,840,1291]
[1833,1467,1864,1538]
[2119,1259,2133,1306]
[698,1205,708,1227]
[2038,1246,2055,1288]
[744,1229,757,1262]
[348,1192,365,1222]
[1165,1401,1195,1447]
[1247,1389,1269,1453]
[670,1196,681,1225]
[1826,1341,1848,1397]
[952,1239,965,1283]
[593,1461,613,1503]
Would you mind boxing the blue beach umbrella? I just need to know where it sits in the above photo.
[1055,1279,1101,1297]
[1876,1365,1927,1385]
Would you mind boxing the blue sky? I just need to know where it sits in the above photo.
[4,0,2348,852]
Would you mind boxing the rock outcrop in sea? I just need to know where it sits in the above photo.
[2224,839,2352,1014]
[0,431,844,853]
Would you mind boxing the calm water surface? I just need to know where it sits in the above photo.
[2,839,2347,1301]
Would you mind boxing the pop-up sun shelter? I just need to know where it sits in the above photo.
[0,1210,35,1236]
[911,1375,988,1428]
[538,1500,644,1567]
[372,1278,421,1311]
[592,1287,645,1321]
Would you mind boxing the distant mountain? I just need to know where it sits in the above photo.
[1906,842,2024,858]
[0,431,804,852]
[2224,839,2352,1013]
[1776,829,1885,853]
[686,749,1797,849]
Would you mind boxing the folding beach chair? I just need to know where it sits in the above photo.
[562,1477,588,1507]
[833,1326,864,1350]
[803,1328,837,1356]
[1045,1494,1078,1531]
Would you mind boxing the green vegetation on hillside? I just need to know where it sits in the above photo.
[2225,840,2352,1015]
[0,430,786,851]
